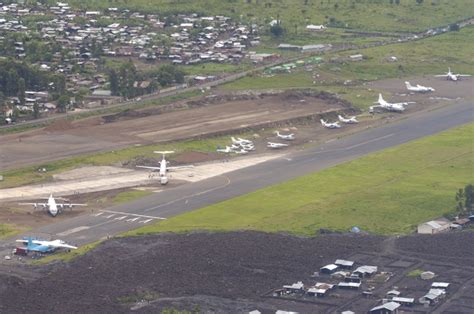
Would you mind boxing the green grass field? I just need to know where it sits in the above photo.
[60,0,473,33]
[125,123,474,237]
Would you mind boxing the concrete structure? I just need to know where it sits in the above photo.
[417,218,451,234]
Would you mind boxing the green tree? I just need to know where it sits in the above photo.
[56,95,69,112]
[270,24,285,37]
[465,184,473,212]
[109,69,119,96]
[18,78,26,106]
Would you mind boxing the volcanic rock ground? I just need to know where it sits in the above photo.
[1,231,473,314]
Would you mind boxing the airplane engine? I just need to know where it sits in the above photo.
[42,204,47,209]
[68,204,73,209]
[33,203,37,209]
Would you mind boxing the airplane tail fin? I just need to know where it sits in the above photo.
[378,93,384,103]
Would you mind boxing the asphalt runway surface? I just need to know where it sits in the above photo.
[6,101,473,247]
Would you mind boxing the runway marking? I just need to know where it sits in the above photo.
[114,216,127,221]
[105,214,115,219]
[126,217,139,222]
[101,210,165,220]
[145,175,231,213]
[94,212,103,217]
[140,219,153,224]
[345,133,395,150]
[57,226,90,236]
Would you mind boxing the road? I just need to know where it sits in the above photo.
[6,100,469,248]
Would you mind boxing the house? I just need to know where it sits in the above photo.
[431,282,450,290]
[335,259,354,270]
[391,297,414,306]
[344,275,361,283]
[420,271,436,280]
[369,301,400,314]
[306,24,326,31]
[417,218,451,234]
[352,265,377,278]
[307,283,334,297]
[337,282,361,290]
[283,281,304,294]
[349,54,364,61]
[320,264,339,274]
[419,288,445,305]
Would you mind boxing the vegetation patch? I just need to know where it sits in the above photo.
[112,190,154,205]
[125,124,474,236]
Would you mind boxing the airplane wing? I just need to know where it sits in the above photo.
[458,74,472,77]
[434,75,447,77]
[167,165,194,171]
[19,202,47,208]
[56,203,87,207]
[136,166,161,170]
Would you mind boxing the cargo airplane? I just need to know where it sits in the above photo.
[275,131,295,140]
[435,67,471,81]
[16,237,77,253]
[136,151,193,185]
[267,142,289,149]
[369,94,414,113]
[338,115,359,124]
[405,81,435,93]
[320,119,341,129]
[19,194,87,217]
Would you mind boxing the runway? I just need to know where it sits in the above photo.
[8,101,474,246]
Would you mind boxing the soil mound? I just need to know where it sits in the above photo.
[102,109,150,123]
[174,151,224,164]
[44,119,73,132]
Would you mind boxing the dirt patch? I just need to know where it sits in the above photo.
[0,90,351,170]
[1,231,473,313]
[173,151,225,164]
[43,119,74,132]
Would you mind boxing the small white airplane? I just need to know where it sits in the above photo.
[16,238,78,253]
[435,67,471,81]
[369,93,414,113]
[276,131,295,140]
[338,115,359,124]
[136,151,193,185]
[216,146,233,153]
[320,119,341,129]
[231,137,253,145]
[405,81,435,93]
[267,142,289,149]
[19,194,87,217]
[241,144,255,151]
[234,149,249,154]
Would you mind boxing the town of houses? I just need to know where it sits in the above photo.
[0,1,270,119]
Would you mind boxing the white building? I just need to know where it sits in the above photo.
[417,218,451,234]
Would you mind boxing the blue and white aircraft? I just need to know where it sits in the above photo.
[16,237,78,253]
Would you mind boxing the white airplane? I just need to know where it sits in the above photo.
[267,142,289,149]
[234,149,249,154]
[369,93,414,113]
[320,119,341,129]
[19,194,87,217]
[136,151,193,185]
[216,146,233,153]
[276,131,295,140]
[405,81,435,93]
[435,67,471,81]
[16,238,78,253]
[241,144,255,151]
[338,115,359,124]
[231,137,253,145]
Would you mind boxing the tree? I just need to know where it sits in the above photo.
[56,95,69,112]
[455,188,465,213]
[270,24,284,37]
[416,0,424,4]
[109,69,119,96]
[33,102,40,119]
[18,78,26,106]
[465,184,474,212]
